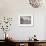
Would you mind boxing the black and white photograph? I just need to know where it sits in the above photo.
[19,15,33,26]
[20,16,31,24]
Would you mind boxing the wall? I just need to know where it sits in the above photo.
[0,0,46,40]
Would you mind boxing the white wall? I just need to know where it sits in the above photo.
[0,0,46,40]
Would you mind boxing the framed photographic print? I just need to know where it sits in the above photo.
[18,15,33,26]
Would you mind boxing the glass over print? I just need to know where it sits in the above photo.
[20,16,31,24]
